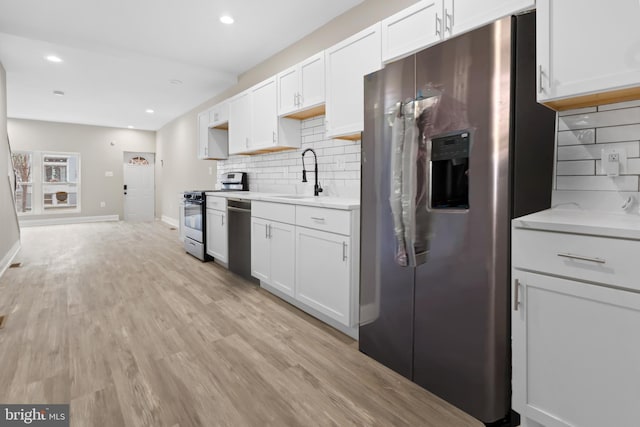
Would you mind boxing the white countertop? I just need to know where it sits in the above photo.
[513,209,640,240]
[204,191,360,210]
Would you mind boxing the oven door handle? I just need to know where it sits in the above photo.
[184,200,204,205]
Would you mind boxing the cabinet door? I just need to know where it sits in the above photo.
[197,111,209,159]
[512,271,640,427]
[251,217,270,282]
[250,77,278,149]
[277,66,299,116]
[326,23,382,139]
[228,92,251,154]
[207,209,228,263]
[299,51,325,110]
[537,0,640,104]
[445,0,533,37]
[295,227,351,325]
[268,221,296,297]
[209,101,229,127]
[381,0,443,63]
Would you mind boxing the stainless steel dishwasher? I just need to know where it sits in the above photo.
[226,198,255,282]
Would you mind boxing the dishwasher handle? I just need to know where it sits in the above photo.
[227,206,251,213]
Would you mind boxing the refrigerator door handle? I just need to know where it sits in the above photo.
[390,102,409,266]
[401,101,418,267]
[514,279,521,311]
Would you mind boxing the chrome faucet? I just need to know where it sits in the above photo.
[301,148,323,196]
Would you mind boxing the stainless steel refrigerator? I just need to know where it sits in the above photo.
[359,12,555,425]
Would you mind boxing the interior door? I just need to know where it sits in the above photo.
[123,152,155,221]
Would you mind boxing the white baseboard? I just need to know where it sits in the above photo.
[0,240,21,278]
[161,215,179,228]
[19,215,120,227]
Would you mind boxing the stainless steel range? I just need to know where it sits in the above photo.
[182,172,248,261]
[183,190,208,260]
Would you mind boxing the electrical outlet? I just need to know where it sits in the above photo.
[105,171,113,177]
[208,167,213,175]
[601,148,626,176]
[100,201,106,208]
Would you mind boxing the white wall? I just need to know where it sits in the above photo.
[552,100,640,213]
[8,119,155,220]
[156,0,419,221]
[0,63,21,272]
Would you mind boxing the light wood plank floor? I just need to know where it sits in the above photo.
[0,221,482,427]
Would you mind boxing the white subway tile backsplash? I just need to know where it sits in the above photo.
[595,158,640,176]
[557,129,595,146]
[558,107,640,131]
[556,175,638,191]
[218,115,360,197]
[555,102,640,205]
[556,160,594,176]
[596,124,640,143]
[558,106,597,116]
[557,141,639,161]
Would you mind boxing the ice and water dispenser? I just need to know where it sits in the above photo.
[430,131,470,209]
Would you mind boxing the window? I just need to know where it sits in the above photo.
[11,151,33,213]
[11,151,81,215]
[42,154,79,210]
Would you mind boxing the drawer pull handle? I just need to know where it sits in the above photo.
[514,279,521,311]
[311,217,325,222]
[557,253,606,264]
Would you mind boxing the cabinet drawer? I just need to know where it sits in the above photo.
[296,206,351,235]
[252,201,295,224]
[206,196,226,211]
[512,228,640,291]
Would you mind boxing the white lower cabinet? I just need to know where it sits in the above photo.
[512,271,640,427]
[250,201,359,338]
[295,227,351,326]
[512,216,640,427]
[250,217,295,297]
[206,207,228,263]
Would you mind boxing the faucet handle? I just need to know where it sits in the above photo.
[317,182,323,194]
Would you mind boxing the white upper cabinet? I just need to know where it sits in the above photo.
[537,0,640,110]
[228,91,252,155]
[228,77,301,155]
[381,0,534,64]
[197,110,228,160]
[325,23,382,140]
[250,77,278,150]
[209,101,229,128]
[381,0,442,63]
[445,0,534,37]
[277,52,326,119]
[277,66,299,117]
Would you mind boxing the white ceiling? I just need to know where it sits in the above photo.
[0,0,363,131]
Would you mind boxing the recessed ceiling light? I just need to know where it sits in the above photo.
[169,79,183,85]
[220,15,234,24]
[46,55,63,63]
[127,125,134,129]
[145,109,154,114]
[53,90,65,96]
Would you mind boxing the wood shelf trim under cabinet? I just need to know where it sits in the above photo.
[544,86,640,111]
[212,123,229,130]
[283,104,326,120]
[242,146,299,156]
[333,133,361,141]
